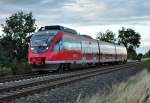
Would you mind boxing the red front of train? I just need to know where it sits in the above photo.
[28,26,83,71]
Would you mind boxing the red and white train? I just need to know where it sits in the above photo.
[28,25,127,72]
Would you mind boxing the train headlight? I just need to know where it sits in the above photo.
[46,47,49,50]
[31,47,34,50]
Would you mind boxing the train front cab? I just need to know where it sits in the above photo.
[28,30,65,71]
[28,30,85,72]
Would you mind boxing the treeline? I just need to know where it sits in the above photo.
[96,28,142,60]
[143,50,150,58]
[0,11,148,75]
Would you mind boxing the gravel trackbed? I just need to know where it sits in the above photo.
[11,61,149,103]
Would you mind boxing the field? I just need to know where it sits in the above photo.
[77,68,150,103]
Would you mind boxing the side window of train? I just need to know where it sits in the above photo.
[61,34,66,50]
[62,35,81,51]
[62,37,69,50]
[63,40,80,50]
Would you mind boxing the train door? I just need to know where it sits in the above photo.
[92,41,99,64]
[97,40,101,64]
[81,40,92,63]
[114,44,117,62]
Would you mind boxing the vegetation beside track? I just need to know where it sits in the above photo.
[0,61,143,102]
[77,63,150,103]
[0,61,31,76]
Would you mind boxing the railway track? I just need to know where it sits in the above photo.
[0,62,136,83]
[0,73,43,83]
[0,61,147,102]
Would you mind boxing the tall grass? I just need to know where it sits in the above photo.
[77,69,150,103]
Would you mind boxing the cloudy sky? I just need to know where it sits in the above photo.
[0,0,150,54]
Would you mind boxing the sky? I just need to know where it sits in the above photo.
[0,0,150,54]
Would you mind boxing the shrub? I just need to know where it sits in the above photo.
[0,59,32,77]
[0,65,12,76]
[11,61,32,75]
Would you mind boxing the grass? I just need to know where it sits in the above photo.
[77,68,150,103]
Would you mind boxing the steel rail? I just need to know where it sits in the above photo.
[0,62,138,93]
[0,73,50,83]
[0,62,136,83]
[0,61,146,102]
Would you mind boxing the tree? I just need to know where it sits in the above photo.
[0,40,9,65]
[137,53,143,61]
[1,11,36,60]
[118,27,141,49]
[127,45,137,60]
[143,50,150,58]
[96,30,116,43]
[118,27,141,59]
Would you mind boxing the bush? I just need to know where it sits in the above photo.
[11,61,32,75]
[0,64,12,76]
[0,60,32,76]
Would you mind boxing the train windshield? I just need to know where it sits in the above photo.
[31,34,54,47]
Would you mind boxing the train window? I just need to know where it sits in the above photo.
[35,30,58,36]
[63,40,81,51]
[63,41,72,50]
[31,34,54,47]
[117,46,126,54]
[100,44,116,55]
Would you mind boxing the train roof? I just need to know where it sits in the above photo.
[97,40,126,47]
[81,34,93,39]
[38,25,77,34]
